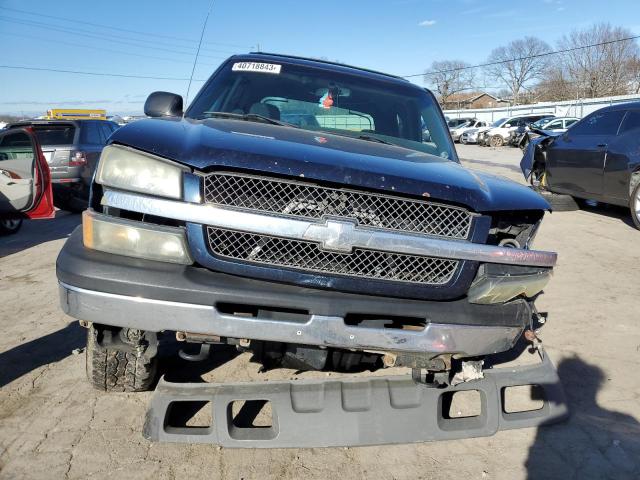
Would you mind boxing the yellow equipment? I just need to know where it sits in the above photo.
[45,109,107,120]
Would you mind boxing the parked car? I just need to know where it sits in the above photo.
[447,117,475,128]
[521,103,640,229]
[482,115,554,147]
[56,53,564,447]
[451,119,488,143]
[7,119,119,212]
[462,117,508,145]
[0,126,55,235]
[518,117,581,150]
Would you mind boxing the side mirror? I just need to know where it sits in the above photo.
[0,128,54,221]
[144,91,184,118]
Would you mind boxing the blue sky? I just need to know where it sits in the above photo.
[1,0,638,116]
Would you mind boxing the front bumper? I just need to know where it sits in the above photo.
[57,228,530,357]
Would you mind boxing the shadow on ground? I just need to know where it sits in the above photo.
[0,321,85,388]
[525,356,640,480]
[0,210,80,258]
[576,201,635,229]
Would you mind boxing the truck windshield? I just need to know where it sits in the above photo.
[187,61,455,161]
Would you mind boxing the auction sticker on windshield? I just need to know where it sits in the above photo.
[232,62,281,74]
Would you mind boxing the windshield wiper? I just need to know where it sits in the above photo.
[353,134,396,146]
[201,111,297,128]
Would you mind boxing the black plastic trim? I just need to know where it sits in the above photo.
[56,227,530,328]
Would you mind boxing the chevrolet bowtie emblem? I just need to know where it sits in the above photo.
[304,218,359,253]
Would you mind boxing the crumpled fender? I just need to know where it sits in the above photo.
[520,130,561,180]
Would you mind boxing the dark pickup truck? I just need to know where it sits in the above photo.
[56,53,566,447]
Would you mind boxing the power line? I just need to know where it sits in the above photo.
[0,64,207,82]
[0,16,236,60]
[410,34,640,78]
[0,5,253,50]
[0,31,223,67]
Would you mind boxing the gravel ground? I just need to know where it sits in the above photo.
[1,144,639,479]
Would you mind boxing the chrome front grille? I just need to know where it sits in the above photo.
[203,173,472,239]
[206,227,459,285]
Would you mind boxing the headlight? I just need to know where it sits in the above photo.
[95,145,188,199]
[83,210,192,264]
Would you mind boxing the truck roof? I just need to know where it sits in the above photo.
[232,52,416,89]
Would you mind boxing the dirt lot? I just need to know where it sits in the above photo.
[1,144,639,479]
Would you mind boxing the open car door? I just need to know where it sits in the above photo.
[0,127,55,230]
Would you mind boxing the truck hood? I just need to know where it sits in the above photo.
[111,117,549,213]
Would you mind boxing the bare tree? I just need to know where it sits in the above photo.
[484,37,551,104]
[628,56,640,94]
[558,23,639,97]
[424,60,476,104]
[536,65,574,101]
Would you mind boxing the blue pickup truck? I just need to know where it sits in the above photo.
[56,53,566,447]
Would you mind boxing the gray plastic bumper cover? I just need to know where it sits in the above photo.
[143,352,568,448]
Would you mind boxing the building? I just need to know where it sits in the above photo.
[441,92,509,110]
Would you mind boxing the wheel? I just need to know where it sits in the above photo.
[537,191,579,212]
[86,324,158,392]
[630,181,640,230]
[460,136,468,145]
[489,135,504,148]
[0,218,23,235]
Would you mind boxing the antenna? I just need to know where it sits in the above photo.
[185,0,215,111]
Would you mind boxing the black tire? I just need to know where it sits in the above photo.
[537,191,580,212]
[630,181,640,230]
[0,218,23,235]
[86,324,158,392]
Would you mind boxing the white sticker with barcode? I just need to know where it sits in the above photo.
[232,62,281,74]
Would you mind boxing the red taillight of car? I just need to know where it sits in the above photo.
[69,151,87,167]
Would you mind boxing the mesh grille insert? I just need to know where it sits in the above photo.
[206,227,459,285]
[203,173,472,239]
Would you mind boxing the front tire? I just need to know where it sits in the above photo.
[630,181,640,230]
[489,135,504,148]
[0,218,23,235]
[86,324,158,392]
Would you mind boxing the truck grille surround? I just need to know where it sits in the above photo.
[206,227,459,285]
[203,173,472,239]
[201,173,475,287]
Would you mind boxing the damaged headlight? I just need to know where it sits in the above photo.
[95,145,188,199]
[468,264,551,304]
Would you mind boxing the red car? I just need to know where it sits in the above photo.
[0,126,55,235]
